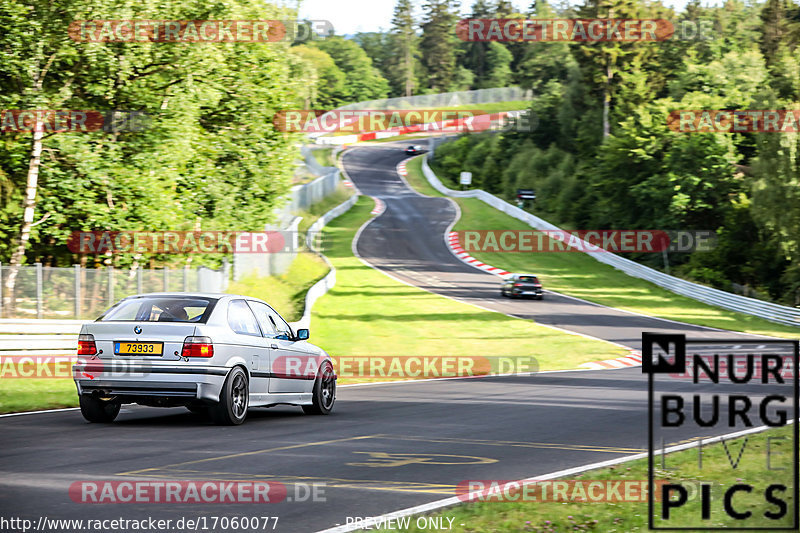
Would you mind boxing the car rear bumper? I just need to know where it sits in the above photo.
[73,363,230,402]
[511,289,543,296]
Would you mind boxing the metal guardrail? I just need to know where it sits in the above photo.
[421,155,800,328]
[292,185,360,330]
[0,319,81,357]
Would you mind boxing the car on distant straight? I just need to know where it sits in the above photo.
[72,293,335,425]
[500,274,544,300]
[405,145,424,155]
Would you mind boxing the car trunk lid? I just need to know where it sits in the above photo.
[83,322,197,362]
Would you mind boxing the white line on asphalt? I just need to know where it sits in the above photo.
[314,422,795,533]
[0,365,623,419]
[350,160,639,357]
[400,153,771,339]
[0,407,80,418]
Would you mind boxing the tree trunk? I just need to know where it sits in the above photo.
[602,60,611,139]
[2,117,44,312]
[404,37,413,97]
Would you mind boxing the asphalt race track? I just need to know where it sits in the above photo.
[343,143,766,351]
[0,143,783,533]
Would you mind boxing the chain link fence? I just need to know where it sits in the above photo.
[0,262,228,320]
[330,87,533,112]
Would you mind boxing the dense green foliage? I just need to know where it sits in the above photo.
[422,0,800,306]
[0,2,389,275]
[4,0,799,308]
[0,0,314,271]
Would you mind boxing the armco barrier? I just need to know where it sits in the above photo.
[292,188,360,330]
[421,155,800,327]
[0,319,82,358]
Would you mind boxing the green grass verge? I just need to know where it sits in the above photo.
[0,250,332,415]
[375,425,795,532]
[296,183,355,233]
[403,156,800,339]
[0,379,76,414]
[0,189,623,412]
[309,196,627,379]
[230,182,354,320]
[227,252,329,323]
[311,146,334,167]
[0,186,353,414]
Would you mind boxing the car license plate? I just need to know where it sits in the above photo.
[115,342,163,355]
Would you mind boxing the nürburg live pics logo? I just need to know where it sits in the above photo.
[643,332,798,530]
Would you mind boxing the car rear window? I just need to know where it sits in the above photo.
[99,297,216,323]
[518,276,539,283]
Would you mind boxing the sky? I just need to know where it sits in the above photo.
[297,0,727,36]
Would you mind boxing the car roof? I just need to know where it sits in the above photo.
[122,292,240,300]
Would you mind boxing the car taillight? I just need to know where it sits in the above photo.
[77,334,97,356]
[182,336,214,358]
[514,283,523,287]
[534,284,542,288]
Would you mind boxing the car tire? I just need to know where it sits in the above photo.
[79,395,121,423]
[209,367,249,425]
[303,360,336,415]
[500,289,507,297]
[536,295,544,300]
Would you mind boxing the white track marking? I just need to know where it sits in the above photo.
[315,423,794,533]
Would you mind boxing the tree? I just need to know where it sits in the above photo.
[0,0,306,312]
[760,0,793,67]
[386,0,422,97]
[0,0,93,308]
[311,37,390,103]
[751,126,800,303]
[420,0,460,92]
[494,0,516,16]
[290,45,347,107]
[573,0,667,139]
[354,32,393,75]
[458,0,495,89]
[480,42,513,88]
[759,0,800,99]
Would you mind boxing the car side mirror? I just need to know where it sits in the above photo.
[295,328,309,341]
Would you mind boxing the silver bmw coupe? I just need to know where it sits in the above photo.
[72,293,335,425]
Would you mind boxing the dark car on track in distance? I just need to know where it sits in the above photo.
[405,145,424,155]
[501,274,544,300]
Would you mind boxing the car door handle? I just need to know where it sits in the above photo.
[270,343,278,349]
